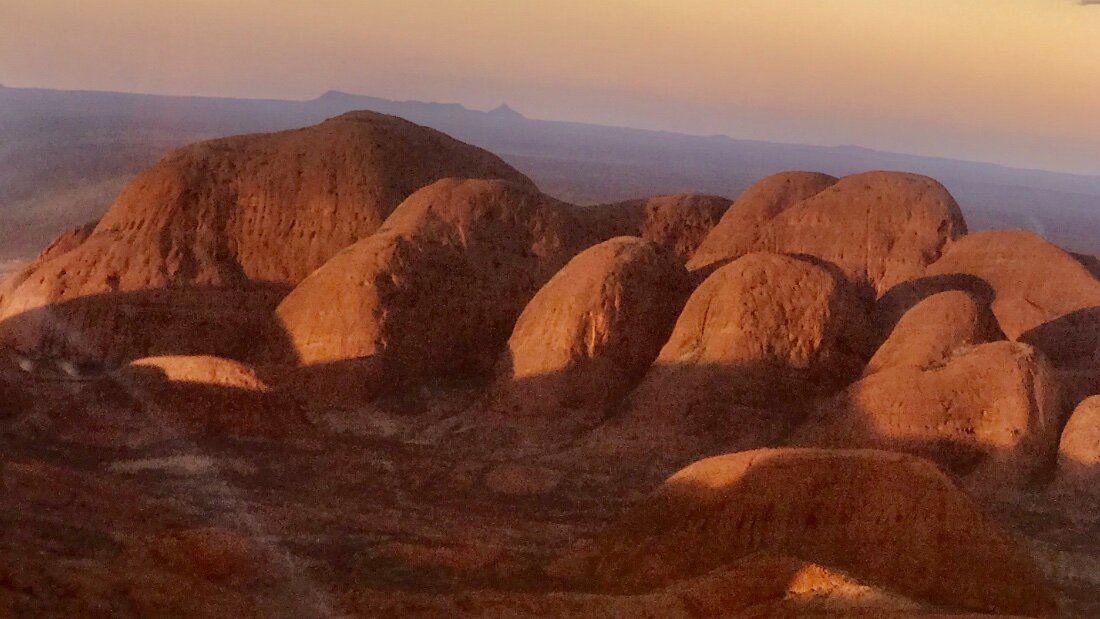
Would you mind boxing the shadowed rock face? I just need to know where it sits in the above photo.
[16,354,299,449]
[0,285,293,365]
[275,178,587,401]
[489,237,691,422]
[551,448,1056,617]
[0,111,532,362]
[1055,396,1100,493]
[864,290,1003,376]
[688,171,967,298]
[575,194,732,262]
[584,252,868,465]
[794,341,1061,491]
[926,229,1100,408]
[656,252,869,404]
[928,229,1100,351]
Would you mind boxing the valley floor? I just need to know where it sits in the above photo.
[2,384,1098,618]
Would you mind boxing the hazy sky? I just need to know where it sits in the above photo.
[2,0,1099,174]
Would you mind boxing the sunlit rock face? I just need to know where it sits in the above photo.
[0,111,532,363]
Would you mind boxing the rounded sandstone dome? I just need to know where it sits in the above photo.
[689,171,838,271]
[589,252,868,463]
[0,112,532,363]
[927,229,1100,365]
[794,341,1061,490]
[551,448,1055,616]
[864,290,1003,375]
[125,355,270,392]
[688,171,967,297]
[629,251,867,413]
[576,193,731,262]
[490,237,692,419]
[1055,396,1100,493]
[275,178,587,400]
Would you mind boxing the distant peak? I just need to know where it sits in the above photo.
[316,90,361,101]
[487,103,525,120]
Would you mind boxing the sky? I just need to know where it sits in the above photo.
[2,0,1099,175]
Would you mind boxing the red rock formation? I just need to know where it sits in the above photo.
[0,111,531,362]
[689,171,838,271]
[576,194,731,261]
[1054,395,1100,494]
[592,252,867,462]
[688,171,967,298]
[126,354,269,391]
[926,229,1100,407]
[551,448,1055,616]
[864,290,1003,375]
[36,355,296,447]
[275,178,586,401]
[490,237,691,420]
[794,341,1060,490]
[927,230,1100,354]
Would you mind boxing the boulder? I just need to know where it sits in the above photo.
[275,178,585,401]
[594,253,867,462]
[550,448,1055,616]
[794,341,1060,490]
[490,237,691,420]
[0,111,531,363]
[687,171,967,298]
[864,290,1002,375]
[1054,395,1100,494]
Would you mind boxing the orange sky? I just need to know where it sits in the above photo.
[2,0,1099,173]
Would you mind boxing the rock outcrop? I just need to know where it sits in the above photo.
[689,171,838,272]
[490,237,691,421]
[0,111,532,363]
[275,178,585,401]
[593,252,867,462]
[1054,395,1100,494]
[864,290,1003,375]
[687,171,967,298]
[650,252,868,404]
[576,194,731,261]
[926,229,1100,407]
[551,448,1055,616]
[36,355,294,447]
[794,341,1060,489]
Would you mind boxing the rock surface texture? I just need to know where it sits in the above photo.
[794,341,1061,490]
[864,290,1003,375]
[687,171,967,298]
[593,252,867,462]
[576,193,731,262]
[926,229,1100,408]
[551,448,1055,616]
[688,171,839,272]
[276,178,585,400]
[0,111,531,363]
[1054,395,1100,494]
[490,237,691,420]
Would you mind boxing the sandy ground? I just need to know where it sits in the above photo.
[2,381,1097,617]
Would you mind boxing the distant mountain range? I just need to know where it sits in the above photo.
[1,84,1098,261]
